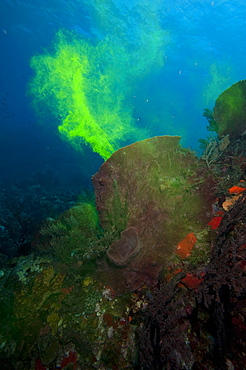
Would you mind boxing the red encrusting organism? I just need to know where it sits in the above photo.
[176,232,197,259]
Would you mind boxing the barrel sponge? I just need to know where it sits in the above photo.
[213,80,246,139]
[92,135,216,292]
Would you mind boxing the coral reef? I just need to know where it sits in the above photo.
[1,81,246,368]
[0,254,140,369]
[138,276,196,370]
[138,194,246,369]
[197,195,246,363]
[200,130,246,194]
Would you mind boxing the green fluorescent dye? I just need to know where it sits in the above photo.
[29,2,168,159]
[30,31,123,159]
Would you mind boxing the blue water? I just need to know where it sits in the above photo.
[1,0,246,186]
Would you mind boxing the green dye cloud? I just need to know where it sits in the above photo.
[203,63,231,107]
[29,1,168,159]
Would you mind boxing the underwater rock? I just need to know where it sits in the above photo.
[93,136,215,292]
[213,80,246,139]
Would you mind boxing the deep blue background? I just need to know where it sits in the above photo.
[1,0,246,188]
